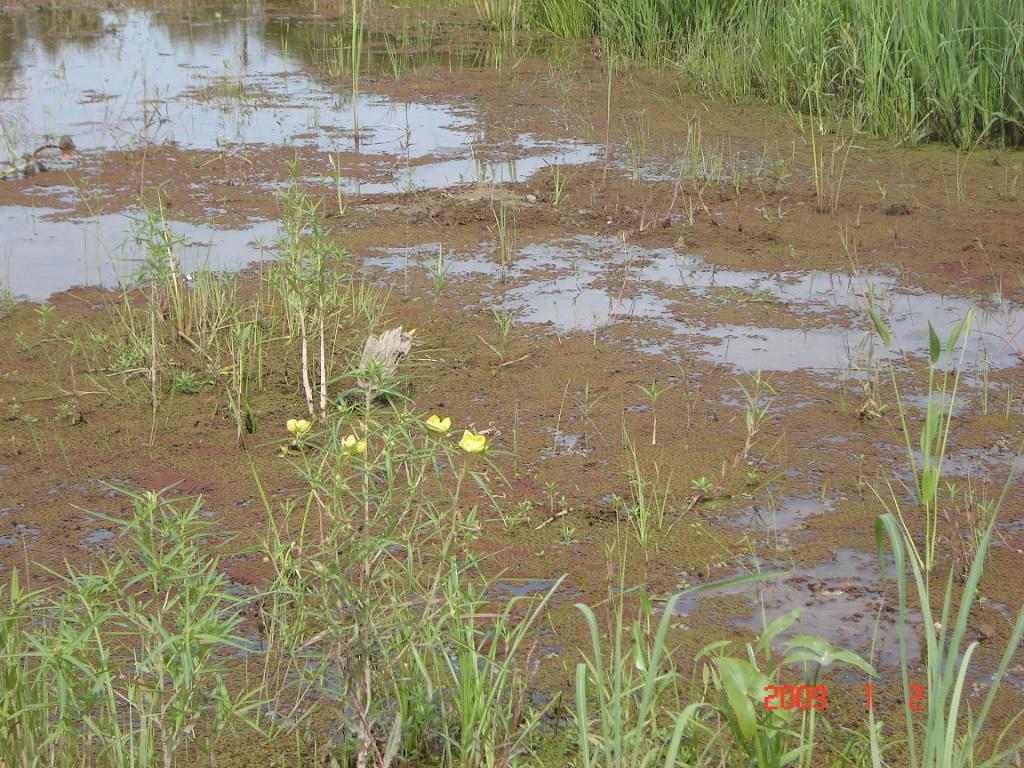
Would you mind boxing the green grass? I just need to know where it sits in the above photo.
[0,491,259,768]
[515,0,1024,148]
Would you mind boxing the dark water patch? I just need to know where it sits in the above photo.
[674,550,920,667]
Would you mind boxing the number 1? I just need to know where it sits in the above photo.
[864,683,873,711]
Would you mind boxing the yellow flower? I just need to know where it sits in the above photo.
[458,430,487,454]
[342,434,367,455]
[287,418,311,436]
[425,414,452,434]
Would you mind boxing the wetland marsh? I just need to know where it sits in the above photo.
[0,2,1022,766]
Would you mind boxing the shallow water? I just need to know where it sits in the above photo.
[738,494,832,533]
[678,549,921,667]
[7,6,1020,377]
[0,204,278,298]
[375,233,1024,373]
[1,7,597,189]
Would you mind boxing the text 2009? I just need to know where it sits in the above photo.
[763,685,828,711]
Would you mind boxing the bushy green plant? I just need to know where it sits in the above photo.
[0,490,260,768]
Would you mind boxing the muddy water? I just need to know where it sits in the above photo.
[3,7,474,153]
[0,204,279,296]
[675,549,920,667]
[370,233,1024,373]
[1,7,601,296]
[1,0,1023,735]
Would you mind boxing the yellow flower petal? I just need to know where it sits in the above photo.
[294,419,311,435]
[287,418,298,435]
[342,434,366,455]
[425,414,452,434]
[458,430,487,454]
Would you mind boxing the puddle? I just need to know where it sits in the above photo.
[363,243,494,278]
[542,430,595,457]
[1,8,597,189]
[737,495,833,533]
[896,446,1024,490]
[80,528,116,547]
[997,517,1024,552]
[738,550,919,667]
[2,6,601,297]
[451,234,1024,373]
[0,205,278,299]
[676,550,920,667]
[488,578,560,598]
[0,524,41,547]
[624,403,652,413]
[2,8,462,153]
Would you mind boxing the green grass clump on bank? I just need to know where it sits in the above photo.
[524,0,1024,148]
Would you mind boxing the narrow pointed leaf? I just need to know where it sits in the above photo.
[928,322,940,365]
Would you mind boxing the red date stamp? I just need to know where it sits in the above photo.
[763,684,828,711]
[763,683,925,711]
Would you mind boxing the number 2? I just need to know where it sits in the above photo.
[764,685,780,710]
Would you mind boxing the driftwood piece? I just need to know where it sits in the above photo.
[357,326,413,393]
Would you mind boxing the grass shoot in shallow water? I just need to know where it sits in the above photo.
[616,428,673,553]
[491,194,515,271]
[867,295,973,573]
